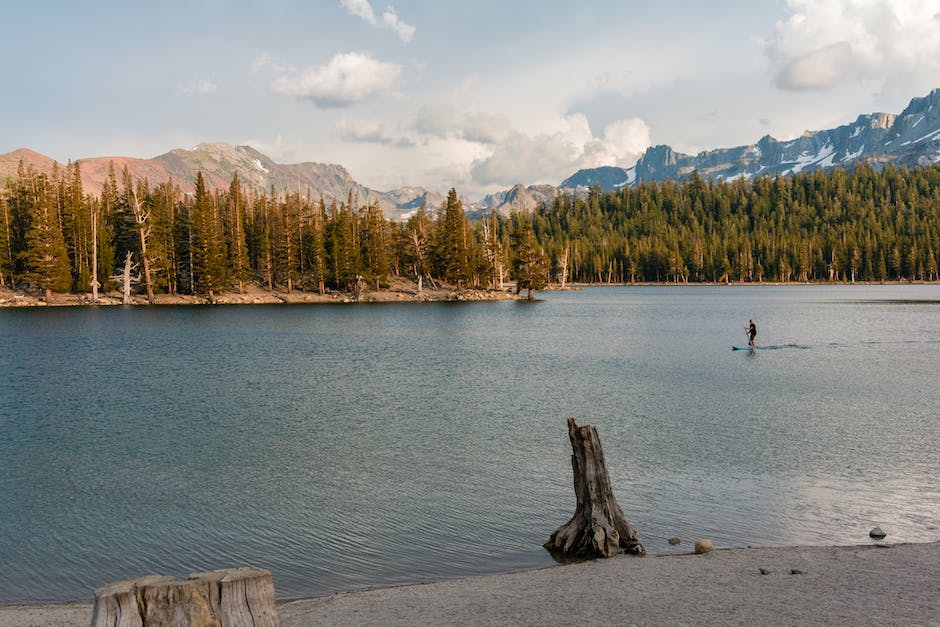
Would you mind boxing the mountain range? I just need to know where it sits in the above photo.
[3,88,940,220]
[0,142,443,221]
[558,87,940,194]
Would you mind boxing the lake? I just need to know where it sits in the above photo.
[1,285,938,602]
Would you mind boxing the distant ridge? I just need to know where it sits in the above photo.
[0,142,442,221]
[5,88,940,217]
[558,87,940,193]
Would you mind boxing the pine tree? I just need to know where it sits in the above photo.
[302,197,328,294]
[275,192,301,291]
[97,163,118,290]
[190,171,226,296]
[150,180,179,295]
[328,200,361,291]
[510,212,549,299]
[21,175,72,297]
[63,161,92,292]
[433,188,473,288]
[225,173,249,293]
[360,201,389,289]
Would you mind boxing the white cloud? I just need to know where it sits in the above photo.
[271,52,401,108]
[341,0,375,23]
[179,79,218,95]
[381,6,415,43]
[766,0,940,91]
[470,113,650,187]
[341,0,415,43]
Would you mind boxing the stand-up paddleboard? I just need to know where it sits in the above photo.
[731,345,755,351]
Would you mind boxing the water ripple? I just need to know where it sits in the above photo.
[1,286,939,602]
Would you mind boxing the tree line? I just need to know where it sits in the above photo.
[1,159,938,302]
[0,161,548,301]
[533,163,940,284]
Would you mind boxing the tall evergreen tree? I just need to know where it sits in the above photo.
[433,188,473,288]
[63,161,92,292]
[190,171,226,295]
[328,201,361,290]
[360,201,390,289]
[21,174,71,297]
[96,163,118,290]
[225,173,250,293]
[510,212,549,300]
[302,197,329,294]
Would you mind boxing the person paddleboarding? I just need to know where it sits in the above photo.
[746,319,757,347]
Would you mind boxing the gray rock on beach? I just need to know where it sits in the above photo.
[870,527,887,539]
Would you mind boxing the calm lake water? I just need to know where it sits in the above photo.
[1,285,938,602]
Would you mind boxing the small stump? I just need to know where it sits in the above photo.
[91,566,280,627]
[544,418,645,559]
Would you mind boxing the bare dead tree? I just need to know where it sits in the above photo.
[558,244,569,289]
[130,186,155,304]
[116,251,139,305]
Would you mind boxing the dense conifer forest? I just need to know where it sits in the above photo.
[535,165,940,284]
[1,160,938,301]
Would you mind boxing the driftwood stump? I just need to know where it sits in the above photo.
[91,567,280,627]
[544,418,645,559]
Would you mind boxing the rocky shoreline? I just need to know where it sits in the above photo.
[0,282,524,308]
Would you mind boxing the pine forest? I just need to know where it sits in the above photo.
[1,160,939,301]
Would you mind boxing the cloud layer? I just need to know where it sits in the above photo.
[470,114,650,187]
[767,0,940,91]
[271,52,401,107]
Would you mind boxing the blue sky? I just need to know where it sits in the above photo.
[3,0,940,197]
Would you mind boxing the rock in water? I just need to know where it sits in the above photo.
[870,527,887,539]
[668,537,681,545]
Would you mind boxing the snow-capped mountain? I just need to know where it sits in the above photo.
[560,87,940,192]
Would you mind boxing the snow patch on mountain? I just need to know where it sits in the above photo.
[913,127,940,144]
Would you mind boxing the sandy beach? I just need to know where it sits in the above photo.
[2,541,937,626]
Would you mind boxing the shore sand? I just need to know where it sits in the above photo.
[2,542,937,626]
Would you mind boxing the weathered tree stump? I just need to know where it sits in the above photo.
[189,567,280,627]
[91,567,280,627]
[544,418,645,559]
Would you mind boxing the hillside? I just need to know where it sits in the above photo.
[0,143,440,221]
